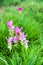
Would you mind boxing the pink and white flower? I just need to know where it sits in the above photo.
[15,27,22,34]
[20,32,26,41]
[7,37,13,44]
[7,37,13,50]
[7,20,14,30]
[13,36,18,43]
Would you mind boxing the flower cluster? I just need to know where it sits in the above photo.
[7,20,28,50]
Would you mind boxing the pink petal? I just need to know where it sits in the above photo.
[13,36,18,43]
[20,32,26,41]
[7,20,14,30]
[15,27,21,34]
[9,26,14,30]
[24,40,28,44]
[7,37,13,44]
[7,20,12,27]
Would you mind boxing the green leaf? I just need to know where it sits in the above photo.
[0,57,9,65]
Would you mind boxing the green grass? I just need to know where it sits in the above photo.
[0,0,43,6]
[0,45,43,65]
[0,0,43,65]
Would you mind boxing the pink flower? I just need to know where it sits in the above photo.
[15,27,22,34]
[9,26,14,30]
[13,36,18,43]
[7,37,13,44]
[20,32,26,41]
[18,7,22,11]
[7,20,12,27]
[7,20,14,30]
[24,40,28,44]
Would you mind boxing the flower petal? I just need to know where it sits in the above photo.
[13,36,18,43]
